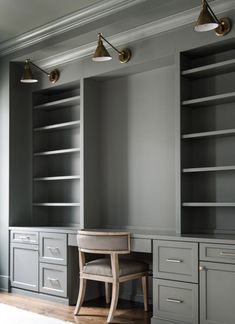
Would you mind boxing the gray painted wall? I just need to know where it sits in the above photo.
[99,67,175,231]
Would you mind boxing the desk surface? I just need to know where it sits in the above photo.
[9,226,235,245]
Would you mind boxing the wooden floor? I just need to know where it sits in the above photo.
[0,292,151,323]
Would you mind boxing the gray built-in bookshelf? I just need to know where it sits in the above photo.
[180,44,235,235]
[32,83,81,226]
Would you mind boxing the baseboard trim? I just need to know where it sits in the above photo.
[0,275,10,292]
[11,288,70,305]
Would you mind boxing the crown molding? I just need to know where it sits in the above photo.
[37,0,235,69]
[0,0,145,57]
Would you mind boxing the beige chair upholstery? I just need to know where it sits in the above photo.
[74,230,149,323]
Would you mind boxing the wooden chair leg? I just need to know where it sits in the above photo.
[105,282,110,304]
[142,276,148,312]
[74,278,87,315]
[107,282,119,323]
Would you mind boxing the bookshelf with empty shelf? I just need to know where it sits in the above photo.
[180,45,235,235]
[33,82,81,227]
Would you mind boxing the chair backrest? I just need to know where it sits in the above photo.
[77,230,130,254]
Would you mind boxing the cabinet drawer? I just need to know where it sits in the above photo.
[153,279,198,324]
[200,243,235,264]
[40,263,67,297]
[40,233,67,265]
[153,240,198,283]
[131,238,152,253]
[11,231,38,245]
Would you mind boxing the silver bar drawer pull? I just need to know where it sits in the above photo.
[166,259,183,263]
[19,236,31,240]
[166,298,183,304]
[220,251,235,257]
[48,277,59,282]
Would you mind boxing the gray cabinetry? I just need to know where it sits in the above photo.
[200,261,235,324]
[10,228,78,305]
[10,242,38,292]
[153,240,198,283]
[180,46,235,235]
[40,263,67,297]
[200,242,235,324]
[153,279,198,324]
[40,232,67,265]
[152,240,199,324]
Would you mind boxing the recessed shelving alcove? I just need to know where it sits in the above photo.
[180,44,235,235]
[32,82,81,227]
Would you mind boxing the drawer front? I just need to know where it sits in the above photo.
[11,231,38,245]
[200,243,235,264]
[131,238,152,253]
[153,279,198,324]
[40,263,67,297]
[153,240,198,283]
[40,233,67,265]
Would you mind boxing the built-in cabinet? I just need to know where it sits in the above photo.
[32,83,81,227]
[200,243,235,324]
[152,240,199,324]
[10,228,78,304]
[180,46,235,235]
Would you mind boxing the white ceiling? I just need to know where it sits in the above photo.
[0,0,100,43]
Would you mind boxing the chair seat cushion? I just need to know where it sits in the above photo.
[83,258,148,277]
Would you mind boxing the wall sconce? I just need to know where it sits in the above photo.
[21,59,60,84]
[92,33,131,64]
[194,0,231,36]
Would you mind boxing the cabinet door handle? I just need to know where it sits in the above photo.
[220,251,235,257]
[166,259,183,263]
[48,247,59,253]
[166,298,183,304]
[48,277,59,282]
[19,235,31,240]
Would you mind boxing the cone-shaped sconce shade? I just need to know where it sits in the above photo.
[21,60,38,83]
[92,38,112,62]
[195,1,219,32]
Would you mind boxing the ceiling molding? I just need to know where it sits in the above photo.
[37,0,235,69]
[0,0,145,57]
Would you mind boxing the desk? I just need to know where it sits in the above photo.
[9,227,235,324]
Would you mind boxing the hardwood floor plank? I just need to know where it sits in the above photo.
[0,292,151,323]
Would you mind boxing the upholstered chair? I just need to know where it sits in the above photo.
[74,230,149,323]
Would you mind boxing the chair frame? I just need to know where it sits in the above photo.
[74,231,149,323]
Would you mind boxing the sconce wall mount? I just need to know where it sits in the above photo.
[21,59,60,84]
[93,33,131,64]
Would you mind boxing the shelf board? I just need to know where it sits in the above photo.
[182,92,235,107]
[183,202,235,207]
[34,121,80,132]
[34,148,80,156]
[33,175,80,181]
[34,95,80,110]
[182,58,235,79]
[183,166,235,173]
[182,128,235,139]
[33,203,80,207]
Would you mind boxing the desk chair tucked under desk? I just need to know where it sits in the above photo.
[74,230,149,323]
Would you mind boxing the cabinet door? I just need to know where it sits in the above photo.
[200,262,235,324]
[10,243,39,292]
